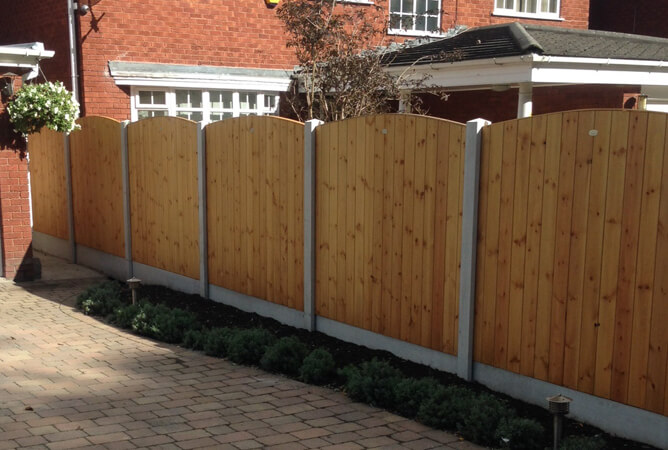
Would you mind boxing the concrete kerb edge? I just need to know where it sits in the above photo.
[76,245,128,281]
[132,262,199,295]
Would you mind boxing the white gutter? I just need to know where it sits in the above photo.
[0,43,55,69]
[67,0,79,102]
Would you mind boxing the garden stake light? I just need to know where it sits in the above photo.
[547,394,571,450]
[127,277,141,305]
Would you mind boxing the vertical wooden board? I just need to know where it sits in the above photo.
[363,116,376,331]
[431,121,450,351]
[285,120,296,307]
[205,122,221,284]
[400,115,417,342]
[577,111,613,393]
[610,111,648,404]
[479,123,504,364]
[626,113,666,408]
[473,126,491,361]
[507,118,533,373]
[29,129,68,240]
[294,122,305,310]
[409,117,428,345]
[256,119,268,301]
[420,118,438,348]
[380,115,396,335]
[231,119,243,293]
[547,111,578,386]
[354,118,367,329]
[594,112,629,399]
[238,118,250,293]
[371,115,386,333]
[454,125,466,353]
[645,116,668,413]
[563,111,596,389]
[328,120,340,320]
[223,122,236,287]
[493,120,518,369]
[519,114,547,377]
[315,124,330,317]
[390,115,407,340]
[266,119,277,301]
[344,119,356,325]
[279,120,291,306]
[251,118,263,300]
[336,119,348,321]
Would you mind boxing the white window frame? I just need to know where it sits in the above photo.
[130,87,280,123]
[388,0,443,37]
[493,0,562,20]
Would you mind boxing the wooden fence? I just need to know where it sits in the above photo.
[27,110,668,423]
[316,115,465,353]
[474,110,668,415]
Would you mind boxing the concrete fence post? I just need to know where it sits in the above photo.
[303,119,323,331]
[120,120,133,278]
[64,133,76,264]
[197,122,209,299]
[457,118,490,381]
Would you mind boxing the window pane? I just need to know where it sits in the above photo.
[416,15,426,31]
[417,0,427,14]
[428,0,439,13]
[264,95,277,110]
[427,16,438,31]
[210,90,233,109]
[176,90,202,108]
[549,0,557,12]
[390,0,400,12]
[403,0,414,13]
[239,92,257,110]
[153,91,166,104]
[176,111,203,122]
[138,110,166,119]
[139,91,152,105]
[210,112,233,122]
[390,13,401,29]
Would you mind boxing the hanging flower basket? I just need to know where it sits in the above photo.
[7,81,81,136]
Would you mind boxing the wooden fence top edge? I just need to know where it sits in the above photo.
[203,115,304,129]
[317,113,467,128]
[485,108,668,128]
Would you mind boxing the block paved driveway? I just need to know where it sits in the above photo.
[0,265,482,449]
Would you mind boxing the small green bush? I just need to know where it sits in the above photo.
[131,302,165,337]
[76,281,123,316]
[300,348,336,385]
[417,384,475,431]
[203,327,236,357]
[109,303,141,329]
[227,328,275,365]
[151,308,199,343]
[559,435,606,450]
[183,329,208,351]
[260,336,309,376]
[392,377,440,418]
[458,392,514,447]
[495,417,545,450]
[340,359,402,409]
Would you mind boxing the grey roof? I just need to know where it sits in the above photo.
[385,22,668,66]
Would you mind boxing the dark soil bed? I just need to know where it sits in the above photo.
[120,283,654,450]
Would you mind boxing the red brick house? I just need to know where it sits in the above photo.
[0,0,592,124]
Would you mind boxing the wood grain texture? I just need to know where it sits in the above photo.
[28,128,68,240]
[128,117,199,279]
[69,117,124,257]
[206,116,304,309]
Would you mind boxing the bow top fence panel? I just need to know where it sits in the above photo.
[315,114,466,354]
[28,128,68,240]
[206,116,305,310]
[128,117,199,280]
[69,117,124,257]
[474,110,668,416]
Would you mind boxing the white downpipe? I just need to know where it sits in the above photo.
[66,0,79,101]
[517,82,533,118]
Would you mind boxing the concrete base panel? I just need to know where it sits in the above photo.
[76,245,129,281]
[316,316,458,374]
[32,231,70,260]
[208,284,306,330]
[133,262,199,295]
[473,362,668,449]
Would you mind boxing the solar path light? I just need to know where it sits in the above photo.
[127,277,141,305]
[547,394,572,450]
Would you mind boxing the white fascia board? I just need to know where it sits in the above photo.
[0,45,54,69]
[113,75,291,92]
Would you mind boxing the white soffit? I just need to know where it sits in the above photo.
[0,42,54,69]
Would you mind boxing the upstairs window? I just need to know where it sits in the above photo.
[494,0,560,19]
[389,0,442,35]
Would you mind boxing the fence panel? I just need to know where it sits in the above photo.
[69,117,124,257]
[474,110,668,416]
[127,117,199,279]
[28,128,68,240]
[315,114,465,354]
[206,116,304,310]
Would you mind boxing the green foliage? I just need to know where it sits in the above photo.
[458,392,514,447]
[260,336,309,376]
[76,281,123,316]
[392,377,440,418]
[109,303,141,329]
[130,303,198,343]
[299,348,336,385]
[340,359,402,409]
[559,435,606,450]
[495,417,545,450]
[417,384,475,431]
[203,327,236,357]
[227,328,276,365]
[7,81,81,135]
[183,329,208,351]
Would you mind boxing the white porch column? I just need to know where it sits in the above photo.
[517,82,533,118]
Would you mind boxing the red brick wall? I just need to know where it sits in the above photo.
[419,84,641,124]
[589,0,668,38]
[0,86,33,281]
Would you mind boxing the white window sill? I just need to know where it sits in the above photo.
[492,9,564,21]
[387,28,445,38]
